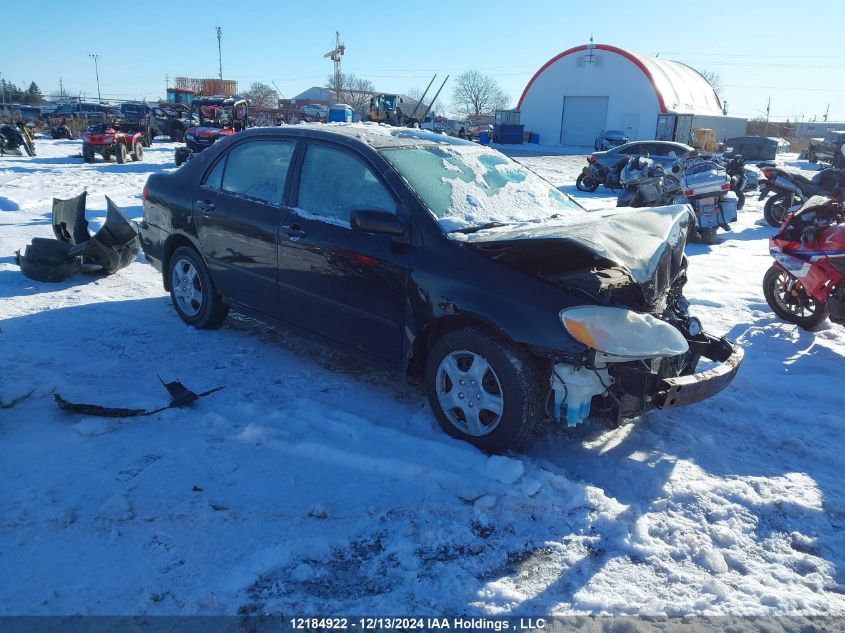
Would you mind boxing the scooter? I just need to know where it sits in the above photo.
[763,196,845,329]
[758,166,845,227]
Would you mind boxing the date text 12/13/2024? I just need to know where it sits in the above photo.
[290,618,548,631]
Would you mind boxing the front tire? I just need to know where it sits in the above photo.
[115,142,126,164]
[425,327,542,453]
[576,173,600,192]
[764,193,792,227]
[167,246,229,329]
[82,143,95,163]
[131,140,143,161]
[763,265,827,329]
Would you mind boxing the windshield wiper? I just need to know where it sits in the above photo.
[449,222,509,235]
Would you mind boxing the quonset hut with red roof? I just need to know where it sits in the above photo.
[517,43,747,147]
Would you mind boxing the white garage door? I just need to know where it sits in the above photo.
[560,96,609,146]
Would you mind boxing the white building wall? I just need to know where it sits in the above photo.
[520,51,661,146]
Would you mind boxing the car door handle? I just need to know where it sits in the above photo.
[281,224,307,239]
[196,200,215,215]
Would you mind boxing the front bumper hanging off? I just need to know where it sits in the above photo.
[651,334,744,409]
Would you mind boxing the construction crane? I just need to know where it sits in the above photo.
[324,31,345,98]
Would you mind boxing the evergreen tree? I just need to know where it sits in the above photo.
[25,82,45,105]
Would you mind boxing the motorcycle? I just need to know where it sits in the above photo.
[763,196,845,329]
[671,156,738,244]
[616,156,681,207]
[0,122,36,156]
[576,156,628,192]
[758,166,845,227]
[723,154,747,210]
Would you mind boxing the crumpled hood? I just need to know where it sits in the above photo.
[460,204,695,303]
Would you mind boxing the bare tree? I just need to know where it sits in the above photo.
[325,73,374,116]
[243,82,279,108]
[696,69,723,101]
[407,86,443,119]
[451,70,509,118]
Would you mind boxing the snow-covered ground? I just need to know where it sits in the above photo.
[1,138,843,616]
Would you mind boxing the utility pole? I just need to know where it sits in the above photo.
[764,95,771,136]
[824,104,830,122]
[216,26,223,81]
[89,53,102,103]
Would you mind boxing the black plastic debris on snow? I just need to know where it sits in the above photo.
[16,191,141,282]
[54,377,224,418]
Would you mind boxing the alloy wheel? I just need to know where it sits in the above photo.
[171,258,203,317]
[435,350,504,436]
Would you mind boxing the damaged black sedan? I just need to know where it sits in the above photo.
[139,125,742,452]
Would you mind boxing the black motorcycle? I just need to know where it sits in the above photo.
[576,156,629,192]
[724,154,747,210]
[758,166,845,227]
[0,123,35,156]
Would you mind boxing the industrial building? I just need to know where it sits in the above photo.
[518,43,747,147]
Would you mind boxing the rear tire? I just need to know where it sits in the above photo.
[167,246,229,329]
[764,193,792,227]
[115,142,126,164]
[82,143,95,163]
[576,173,600,192]
[131,140,143,161]
[763,265,827,329]
[425,327,542,453]
[698,227,718,244]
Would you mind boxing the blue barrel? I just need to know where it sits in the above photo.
[479,132,490,145]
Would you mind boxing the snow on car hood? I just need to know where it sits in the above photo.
[459,204,695,300]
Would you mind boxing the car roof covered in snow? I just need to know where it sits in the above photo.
[233,122,478,150]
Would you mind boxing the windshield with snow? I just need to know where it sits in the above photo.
[380,145,583,233]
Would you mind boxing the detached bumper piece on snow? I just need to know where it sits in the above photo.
[55,377,224,418]
[16,191,140,282]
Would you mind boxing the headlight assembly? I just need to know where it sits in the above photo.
[560,306,689,359]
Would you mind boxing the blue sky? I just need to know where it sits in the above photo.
[1,0,843,122]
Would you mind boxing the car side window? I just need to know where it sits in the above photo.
[221,140,295,204]
[203,157,226,190]
[297,144,396,223]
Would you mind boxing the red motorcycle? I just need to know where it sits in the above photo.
[763,196,845,328]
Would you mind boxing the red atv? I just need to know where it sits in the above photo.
[81,121,145,164]
[174,95,248,167]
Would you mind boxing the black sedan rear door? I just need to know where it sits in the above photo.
[194,138,297,319]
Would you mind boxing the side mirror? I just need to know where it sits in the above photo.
[350,209,407,237]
